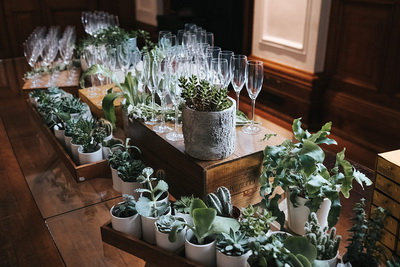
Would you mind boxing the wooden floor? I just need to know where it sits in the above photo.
[0,58,374,266]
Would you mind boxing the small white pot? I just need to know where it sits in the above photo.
[185,229,216,267]
[78,145,103,165]
[53,126,65,147]
[287,191,331,235]
[216,250,251,267]
[29,96,39,108]
[141,207,171,245]
[314,252,339,267]
[110,206,141,239]
[64,134,72,155]
[154,222,186,253]
[103,134,113,142]
[110,166,122,192]
[121,180,142,200]
[70,142,81,165]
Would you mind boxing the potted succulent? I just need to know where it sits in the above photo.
[110,194,141,239]
[77,134,102,164]
[154,214,186,253]
[117,159,146,197]
[60,96,90,121]
[238,204,275,238]
[342,198,388,267]
[207,186,240,218]
[304,212,341,267]
[169,198,240,267]
[70,118,97,165]
[135,167,170,244]
[28,89,46,108]
[173,195,195,227]
[216,229,251,267]
[247,234,317,267]
[260,118,372,234]
[102,137,123,159]
[179,75,236,160]
[95,118,113,141]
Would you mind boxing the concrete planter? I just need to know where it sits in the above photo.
[182,98,236,160]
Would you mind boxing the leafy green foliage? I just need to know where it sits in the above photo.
[179,75,232,112]
[108,138,141,169]
[135,167,170,218]
[216,228,250,256]
[116,159,146,182]
[238,204,275,238]
[304,212,341,260]
[173,195,195,214]
[260,118,372,228]
[344,199,388,267]
[111,194,137,218]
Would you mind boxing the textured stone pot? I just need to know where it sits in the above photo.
[182,98,236,160]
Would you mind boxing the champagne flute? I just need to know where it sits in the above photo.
[210,58,229,89]
[219,50,234,85]
[230,54,247,110]
[143,52,158,125]
[242,60,264,134]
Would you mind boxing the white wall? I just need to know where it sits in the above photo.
[135,0,163,26]
[252,0,331,73]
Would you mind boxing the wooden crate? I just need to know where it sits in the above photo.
[123,112,287,207]
[22,69,81,96]
[27,101,111,182]
[101,222,202,267]
[78,84,123,127]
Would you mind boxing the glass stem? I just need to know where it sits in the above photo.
[236,92,240,111]
[250,98,256,128]
[151,92,156,121]
[174,105,179,132]
[160,97,166,128]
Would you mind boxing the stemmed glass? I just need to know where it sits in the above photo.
[230,55,247,110]
[143,53,158,125]
[152,59,172,133]
[117,43,132,77]
[210,58,230,89]
[219,50,234,85]
[166,59,184,141]
[242,60,264,134]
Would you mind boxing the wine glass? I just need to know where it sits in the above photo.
[143,52,158,125]
[230,54,247,110]
[219,50,234,85]
[152,59,172,133]
[210,58,230,89]
[242,60,264,134]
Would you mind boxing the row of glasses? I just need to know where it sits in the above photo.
[81,11,119,37]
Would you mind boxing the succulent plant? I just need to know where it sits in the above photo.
[216,228,250,256]
[239,205,276,238]
[111,194,137,218]
[206,186,233,217]
[155,215,186,234]
[173,195,195,214]
[304,212,341,260]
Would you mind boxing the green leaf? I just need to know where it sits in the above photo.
[335,149,354,198]
[192,208,216,243]
[262,195,285,230]
[327,193,341,228]
[189,198,208,217]
[299,140,325,163]
[153,180,169,194]
[353,169,372,189]
[135,197,152,217]
[306,174,329,195]
[296,254,312,267]
[299,155,317,177]
[283,236,317,263]
[292,118,305,141]
[102,92,123,127]
[210,216,240,235]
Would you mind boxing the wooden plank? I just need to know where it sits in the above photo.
[101,222,203,267]
[0,116,64,266]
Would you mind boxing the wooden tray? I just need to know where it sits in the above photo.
[27,101,111,182]
[22,69,81,96]
[100,222,203,267]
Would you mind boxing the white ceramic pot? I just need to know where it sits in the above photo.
[287,191,331,235]
[182,97,236,160]
[53,126,65,147]
[78,145,103,165]
[103,134,113,142]
[29,96,39,108]
[185,229,216,267]
[216,249,251,267]
[110,205,141,239]
[154,222,186,253]
[110,166,122,192]
[120,180,142,200]
[314,252,339,267]
[141,216,159,245]
[64,134,73,155]
[70,141,81,165]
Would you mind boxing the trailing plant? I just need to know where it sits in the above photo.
[206,186,233,217]
[179,75,232,112]
[116,159,146,182]
[304,212,341,260]
[111,194,137,218]
[135,167,170,218]
[343,198,389,267]
[216,228,250,256]
[155,214,186,234]
[247,234,317,267]
[168,198,240,245]
[173,195,195,214]
[260,118,372,229]
[239,205,275,238]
